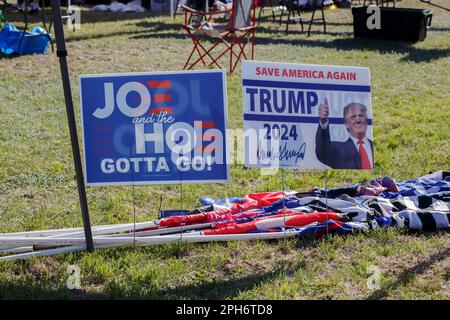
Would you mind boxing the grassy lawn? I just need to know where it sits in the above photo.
[0,0,449,299]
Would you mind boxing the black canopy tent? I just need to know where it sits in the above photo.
[49,0,94,252]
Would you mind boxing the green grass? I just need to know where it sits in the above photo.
[0,0,449,299]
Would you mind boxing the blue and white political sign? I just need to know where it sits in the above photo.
[79,70,229,186]
[242,60,373,170]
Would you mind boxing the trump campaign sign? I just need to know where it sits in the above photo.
[79,70,229,186]
[242,60,373,170]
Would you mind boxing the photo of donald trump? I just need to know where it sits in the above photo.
[315,98,373,170]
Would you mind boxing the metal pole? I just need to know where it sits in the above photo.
[50,0,94,252]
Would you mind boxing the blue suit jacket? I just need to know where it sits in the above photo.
[315,124,373,169]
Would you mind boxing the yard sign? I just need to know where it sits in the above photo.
[80,70,229,185]
[242,60,373,170]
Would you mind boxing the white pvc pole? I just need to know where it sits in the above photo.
[0,223,124,237]
[0,246,85,262]
[0,227,85,238]
[105,222,212,237]
[0,237,85,245]
[0,230,302,261]
[48,221,160,239]
[0,223,211,254]
[0,229,301,247]
[0,220,159,238]
[0,243,128,262]
[0,246,34,254]
[0,220,160,252]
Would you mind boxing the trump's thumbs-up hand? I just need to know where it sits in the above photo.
[318,98,329,125]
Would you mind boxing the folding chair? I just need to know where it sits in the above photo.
[307,0,326,36]
[257,0,283,24]
[278,0,304,34]
[361,0,397,7]
[182,0,257,73]
[174,0,209,19]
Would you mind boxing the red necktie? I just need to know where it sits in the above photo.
[358,140,371,170]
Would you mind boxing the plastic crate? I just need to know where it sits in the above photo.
[352,6,433,42]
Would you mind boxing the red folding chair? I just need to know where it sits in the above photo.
[182,0,257,73]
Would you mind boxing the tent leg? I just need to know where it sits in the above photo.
[50,0,94,253]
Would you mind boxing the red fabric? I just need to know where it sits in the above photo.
[211,220,238,229]
[316,220,345,238]
[204,222,257,235]
[159,192,287,227]
[358,140,371,170]
[285,212,339,227]
[204,211,340,235]
[246,191,286,206]
[159,213,209,227]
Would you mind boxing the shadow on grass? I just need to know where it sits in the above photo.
[2,8,172,25]
[128,29,450,63]
[5,9,442,64]
[0,54,20,60]
[0,282,106,300]
[252,24,353,36]
[366,246,450,300]
[254,37,450,63]
[64,28,153,43]
[157,259,307,299]
[0,238,319,300]
[62,20,182,43]
[127,19,450,63]
[429,27,450,32]
[148,237,321,299]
